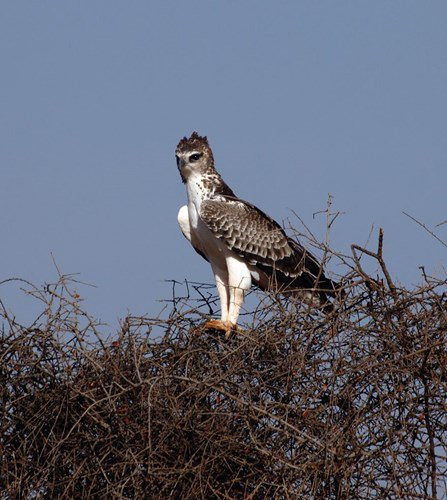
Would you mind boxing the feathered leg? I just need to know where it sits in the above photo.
[203,257,251,338]
[226,256,251,337]
[203,265,231,334]
[213,265,230,322]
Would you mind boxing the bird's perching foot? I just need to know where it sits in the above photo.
[202,319,239,339]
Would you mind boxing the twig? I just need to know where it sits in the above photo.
[403,211,447,250]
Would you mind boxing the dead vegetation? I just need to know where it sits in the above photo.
[1,229,447,498]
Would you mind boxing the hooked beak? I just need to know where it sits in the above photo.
[176,155,184,171]
[176,155,187,183]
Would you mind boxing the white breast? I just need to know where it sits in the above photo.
[186,175,229,268]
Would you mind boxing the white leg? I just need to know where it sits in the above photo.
[226,256,252,326]
[212,265,230,322]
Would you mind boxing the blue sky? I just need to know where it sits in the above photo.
[1,1,446,327]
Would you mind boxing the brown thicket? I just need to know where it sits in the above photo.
[1,229,447,498]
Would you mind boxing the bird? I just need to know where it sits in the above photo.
[176,132,338,337]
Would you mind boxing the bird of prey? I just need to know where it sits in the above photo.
[176,132,338,336]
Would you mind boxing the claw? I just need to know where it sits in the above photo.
[202,319,238,338]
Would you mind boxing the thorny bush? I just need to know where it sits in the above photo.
[1,230,447,498]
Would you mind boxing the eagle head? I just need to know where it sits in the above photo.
[175,132,214,183]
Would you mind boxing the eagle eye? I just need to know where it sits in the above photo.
[189,153,202,162]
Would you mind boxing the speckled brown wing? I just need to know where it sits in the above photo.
[200,198,292,262]
[200,197,337,296]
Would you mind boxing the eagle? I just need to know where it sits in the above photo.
[176,132,338,336]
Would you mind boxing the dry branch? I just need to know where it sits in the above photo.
[1,236,447,498]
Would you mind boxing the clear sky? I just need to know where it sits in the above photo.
[1,1,446,328]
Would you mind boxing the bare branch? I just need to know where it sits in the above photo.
[1,234,446,497]
[404,211,447,250]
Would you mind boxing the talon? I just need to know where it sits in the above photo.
[203,319,231,333]
[203,319,239,338]
[224,326,234,339]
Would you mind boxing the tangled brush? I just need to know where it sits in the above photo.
[1,230,446,498]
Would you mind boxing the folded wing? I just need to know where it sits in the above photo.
[200,197,337,298]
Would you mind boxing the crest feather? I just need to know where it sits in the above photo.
[176,131,210,154]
